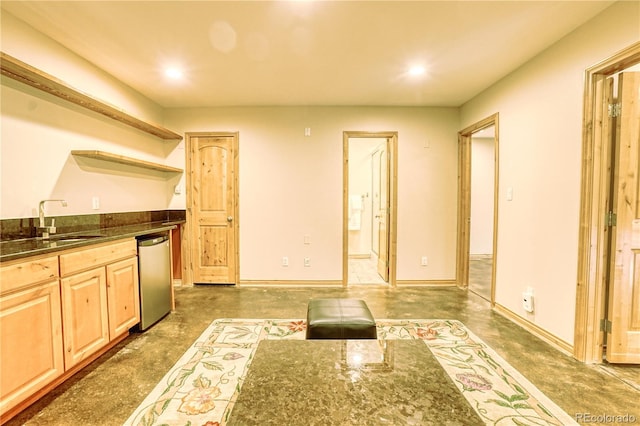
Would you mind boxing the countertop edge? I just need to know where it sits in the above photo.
[0,222,180,263]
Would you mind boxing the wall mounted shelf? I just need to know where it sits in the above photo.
[72,150,184,174]
[0,52,182,141]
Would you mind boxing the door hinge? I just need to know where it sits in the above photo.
[600,318,612,333]
[608,103,621,118]
[606,211,617,227]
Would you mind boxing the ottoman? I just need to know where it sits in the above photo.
[306,298,377,339]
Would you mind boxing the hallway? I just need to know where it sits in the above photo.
[348,256,387,285]
[6,286,640,425]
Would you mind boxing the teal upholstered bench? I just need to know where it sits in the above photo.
[306,298,377,339]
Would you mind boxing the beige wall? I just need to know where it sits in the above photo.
[0,11,182,218]
[1,11,164,124]
[166,106,460,282]
[469,136,495,255]
[0,79,183,217]
[460,0,640,344]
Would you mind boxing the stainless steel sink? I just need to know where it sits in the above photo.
[49,234,104,243]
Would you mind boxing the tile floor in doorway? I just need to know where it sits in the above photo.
[348,255,387,285]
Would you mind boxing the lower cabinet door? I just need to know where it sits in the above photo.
[106,257,140,339]
[61,268,109,369]
[0,280,64,417]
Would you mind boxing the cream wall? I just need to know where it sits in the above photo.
[1,12,164,124]
[166,107,459,282]
[460,0,640,345]
[0,11,182,219]
[469,136,495,255]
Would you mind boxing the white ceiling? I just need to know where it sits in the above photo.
[1,1,615,108]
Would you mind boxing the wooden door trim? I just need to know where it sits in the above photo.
[343,131,398,287]
[184,132,240,286]
[574,42,640,363]
[457,113,499,306]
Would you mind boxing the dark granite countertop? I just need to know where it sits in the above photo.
[229,339,483,425]
[0,221,182,263]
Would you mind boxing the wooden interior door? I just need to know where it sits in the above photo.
[607,72,640,363]
[376,140,390,281]
[188,134,238,284]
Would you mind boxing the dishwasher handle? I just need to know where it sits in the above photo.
[137,235,168,247]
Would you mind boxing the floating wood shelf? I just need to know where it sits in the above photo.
[72,150,184,173]
[0,52,182,141]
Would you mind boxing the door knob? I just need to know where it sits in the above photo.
[227,216,233,222]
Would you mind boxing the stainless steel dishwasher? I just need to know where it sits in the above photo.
[137,233,172,330]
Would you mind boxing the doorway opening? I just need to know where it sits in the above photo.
[574,41,640,365]
[457,114,499,305]
[343,132,398,287]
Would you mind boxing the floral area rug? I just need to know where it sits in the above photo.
[124,319,577,426]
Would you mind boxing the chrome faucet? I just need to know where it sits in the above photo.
[38,199,68,239]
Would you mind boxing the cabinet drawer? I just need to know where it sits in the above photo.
[0,256,59,295]
[60,239,136,277]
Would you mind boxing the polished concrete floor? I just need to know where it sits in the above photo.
[6,285,640,425]
[468,255,492,300]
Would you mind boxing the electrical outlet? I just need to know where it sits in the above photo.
[421,256,428,266]
[282,256,289,267]
[522,289,534,313]
[92,196,100,210]
[304,257,311,267]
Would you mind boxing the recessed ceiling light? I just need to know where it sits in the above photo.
[408,65,426,76]
[164,67,184,80]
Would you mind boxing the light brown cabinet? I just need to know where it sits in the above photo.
[60,267,109,369]
[106,257,140,338]
[59,239,139,368]
[0,256,64,418]
[0,239,141,422]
